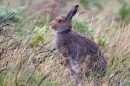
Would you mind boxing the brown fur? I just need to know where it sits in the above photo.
[50,5,107,86]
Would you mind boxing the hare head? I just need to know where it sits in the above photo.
[49,5,79,33]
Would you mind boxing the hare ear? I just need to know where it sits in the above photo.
[66,5,79,20]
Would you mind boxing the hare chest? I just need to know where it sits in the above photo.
[55,34,90,67]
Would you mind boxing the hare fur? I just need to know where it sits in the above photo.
[50,5,107,86]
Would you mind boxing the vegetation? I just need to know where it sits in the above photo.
[0,0,130,86]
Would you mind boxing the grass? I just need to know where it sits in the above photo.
[0,1,130,86]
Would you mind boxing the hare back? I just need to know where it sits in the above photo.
[56,29,100,59]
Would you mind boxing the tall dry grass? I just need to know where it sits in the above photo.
[0,1,130,86]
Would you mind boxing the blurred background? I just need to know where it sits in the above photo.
[1,0,130,22]
[0,0,130,86]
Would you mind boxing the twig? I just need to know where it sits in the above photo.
[5,2,9,12]
[25,48,55,86]
[108,70,123,84]
[122,80,130,86]
[76,11,87,19]
[34,42,51,56]
[0,27,3,33]
[38,42,50,51]
[37,71,52,86]
[15,62,22,86]
[94,28,110,34]
[0,12,15,24]
[0,67,7,73]
[30,42,51,63]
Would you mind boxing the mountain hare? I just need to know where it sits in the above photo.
[50,5,107,86]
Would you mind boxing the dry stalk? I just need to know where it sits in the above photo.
[108,70,123,85]
[0,67,7,73]
[37,71,52,86]
[122,80,130,86]
[24,48,55,86]
[15,62,22,86]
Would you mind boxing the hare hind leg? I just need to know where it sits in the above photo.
[92,62,106,86]
[92,78,103,86]
[70,63,83,86]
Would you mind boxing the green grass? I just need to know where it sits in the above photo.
[0,1,130,86]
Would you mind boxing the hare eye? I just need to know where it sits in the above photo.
[58,19,62,23]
